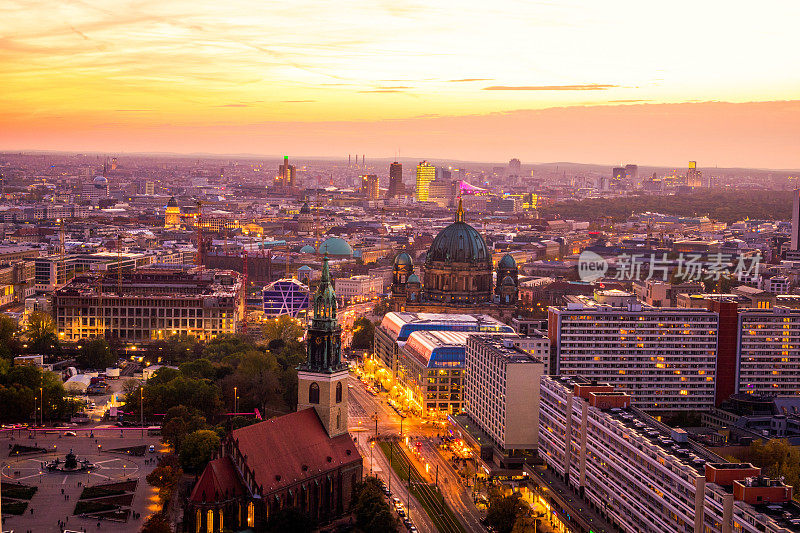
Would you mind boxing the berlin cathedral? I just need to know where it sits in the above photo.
[390,199,518,322]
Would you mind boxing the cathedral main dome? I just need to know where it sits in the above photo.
[425,202,490,266]
[421,199,493,304]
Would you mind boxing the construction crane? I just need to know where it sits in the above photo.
[117,234,123,296]
[241,249,248,334]
[195,200,203,269]
[58,218,65,288]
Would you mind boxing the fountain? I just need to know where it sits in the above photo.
[45,449,94,473]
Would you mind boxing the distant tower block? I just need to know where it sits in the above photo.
[348,154,351,166]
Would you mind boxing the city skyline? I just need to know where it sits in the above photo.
[2,1,799,168]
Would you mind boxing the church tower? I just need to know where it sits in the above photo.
[297,255,349,438]
[164,196,182,228]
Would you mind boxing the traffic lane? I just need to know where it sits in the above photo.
[351,431,437,533]
[419,439,486,533]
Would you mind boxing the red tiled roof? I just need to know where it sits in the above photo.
[232,408,362,494]
[189,456,246,503]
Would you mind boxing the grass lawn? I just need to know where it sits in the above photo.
[74,500,118,515]
[1,483,37,500]
[3,500,28,515]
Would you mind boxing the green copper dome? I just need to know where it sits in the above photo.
[498,253,516,269]
[319,237,352,257]
[394,251,413,267]
[426,199,489,265]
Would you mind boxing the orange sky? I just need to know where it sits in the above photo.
[1,1,799,168]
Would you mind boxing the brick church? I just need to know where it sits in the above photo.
[185,256,363,532]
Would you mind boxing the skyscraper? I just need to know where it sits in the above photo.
[278,155,296,187]
[508,158,521,174]
[791,188,800,251]
[686,160,702,188]
[625,164,638,188]
[416,161,435,201]
[612,166,626,188]
[388,161,403,198]
[361,174,379,200]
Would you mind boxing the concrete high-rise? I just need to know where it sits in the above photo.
[625,164,638,187]
[278,155,296,187]
[361,174,379,200]
[687,160,702,188]
[415,161,435,201]
[388,161,403,198]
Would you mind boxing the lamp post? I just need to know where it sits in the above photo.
[40,387,43,427]
[140,387,144,438]
[234,386,238,414]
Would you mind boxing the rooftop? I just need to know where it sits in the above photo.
[469,334,542,364]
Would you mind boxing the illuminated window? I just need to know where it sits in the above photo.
[207,509,214,533]
[248,502,255,528]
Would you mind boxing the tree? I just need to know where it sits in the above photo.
[263,315,304,346]
[25,311,60,355]
[262,315,305,345]
[351,318,375,350]
[76,338,116,369]
[743,439,800,499]
[0,315,21,359]
[161,405,208,453]
[141,514,172,533]
[179,429,220,472]
[487,493,529,533]
[352,477,397,533]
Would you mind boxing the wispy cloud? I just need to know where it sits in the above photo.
[483,84,618,91]
[281,100,316,103]
[215,104,251,107]
[358,89,405,93]
[609,99,650,103]
[448,78,492,82]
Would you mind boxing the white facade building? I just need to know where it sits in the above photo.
[539,376,800,533]
[548,301,719,411]
[334,274,383,302]
[738,307,800,396]
[464,335,544,464]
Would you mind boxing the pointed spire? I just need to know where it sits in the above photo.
[456,196,464,222]
[319,253,331,287]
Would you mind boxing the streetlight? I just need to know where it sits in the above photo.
[40,387,43,427]
[234,386,238,414]
[140,387,144,438]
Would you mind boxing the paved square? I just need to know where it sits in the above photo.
[2,430,163,533]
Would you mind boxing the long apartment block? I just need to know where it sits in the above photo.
[539,376,800,533]
[548,301,719,411]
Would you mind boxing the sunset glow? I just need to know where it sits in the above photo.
[2,0,799,166]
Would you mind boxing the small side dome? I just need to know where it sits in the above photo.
[166,196,178,208]
[407,273,420,284]
[298,265,312,272]
[299,245,316,254]
[498,253,516,269]
[299,202,311,215]
[394,251,413,267]
[502,275,516,286]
